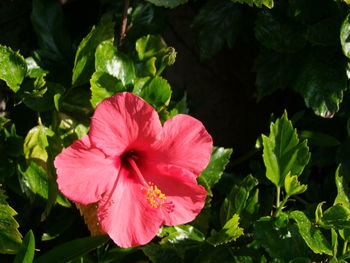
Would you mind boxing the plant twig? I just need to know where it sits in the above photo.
[119,0,130,48]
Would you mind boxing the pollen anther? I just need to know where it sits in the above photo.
[145,182,167,208]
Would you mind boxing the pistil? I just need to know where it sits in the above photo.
[126,155,174,212]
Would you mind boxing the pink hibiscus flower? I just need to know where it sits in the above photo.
[54,92,213,248]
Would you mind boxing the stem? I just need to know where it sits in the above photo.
[118,0,130,48]
[276,186,281,208]
[343,240,348,255]
[275,195,289,216]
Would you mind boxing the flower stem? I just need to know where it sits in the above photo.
[119,0,130,48]
[275,195,289,217]
[276,186,281,208]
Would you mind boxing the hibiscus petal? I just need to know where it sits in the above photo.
[142,162,207,226]
[151,114,213,175]
[97,166,164,248]
[89,92,162,157]
[55,135,120,205]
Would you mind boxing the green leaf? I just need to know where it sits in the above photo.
[284,173,307,197]
[0,188,22,254]
[24,125,54,162]
[341,14,350,59]
[90,71,126,108]
[95,40,136,86]
[22,125,68,207]
[18,161,69,207]
[25,57,48,78]
[290,210,332,255]
[321,204,350,230]
[293,49,347,118]
[254,216,308,260]
[331,228,338,258]
[207,214,243,246]
[31,0,71,62]
[199,147,233,195]
[192,0,243,60]
[0,45,27,92]
[2,124,23,158]
[136,35,167,61]
[255,10,306,52]
[232,0,274,8]
[225,175,259,218]
[169,93,189,118]
[315,202,325,225]
[335,165,350,206]
[34,235,109,263]
[135,35,176,75]
[159,225,205,245]
[262,111,310,187]
[72,16,115,87]
[21,82,65,112]
[142,243,182,263]
[13,230,35,263]
[139,76,171,110]
[254,50,302,99]
[144,0,187,8]
[307,17,340,47]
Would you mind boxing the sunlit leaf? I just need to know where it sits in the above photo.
[284,173,307,197]
[95,40,136,86]
[135,35,176,75]
[139,76,171,110]
[0,45,26,92]
[262,111,310,187]
[225,174,259,220]
[335,165,350,206]
[72,16,115,86]
[341,14,350,58]
[159,225,205,245]
[13,230,35,263]
[207,214,243,246]
[254,216,309,260]
[199,147,232,196]
[24,125,54,163]
[90,71,125,108]
[0,188,22,254]
[321,204,350,230]
[232,0,273,8]
[290,210,332,255]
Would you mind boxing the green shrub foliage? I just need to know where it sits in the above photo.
[1,0,350,262]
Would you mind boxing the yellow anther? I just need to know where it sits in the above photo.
[145,183,167,208]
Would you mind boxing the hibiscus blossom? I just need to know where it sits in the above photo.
[54,92,213,248]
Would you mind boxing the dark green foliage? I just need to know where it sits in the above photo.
[0,0,350,262]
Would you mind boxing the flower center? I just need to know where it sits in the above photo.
[145,182,166,208]
[124,152,174,212]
